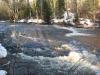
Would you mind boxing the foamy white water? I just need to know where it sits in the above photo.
[65,27,93,37]
[65,33,93,37]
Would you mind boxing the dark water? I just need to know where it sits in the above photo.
[71,28,100,52]
[75,36,100,50]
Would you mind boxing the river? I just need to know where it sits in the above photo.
[0,22,100,75]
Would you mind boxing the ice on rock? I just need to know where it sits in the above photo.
[0,70,7,75]
[0,43,7,58]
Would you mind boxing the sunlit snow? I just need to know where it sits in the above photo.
[0,70,7,75]
[0,43,7,58]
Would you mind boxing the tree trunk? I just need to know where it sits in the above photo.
[93,0,96,23]
[72,0,79,22]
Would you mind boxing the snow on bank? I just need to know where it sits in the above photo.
[27,19,44,23]
[79,18,99,28]
[0,43,7,58]
[51,18,64,24]
[17,19,26,23]
[17,19,44,23]
[79,18,93,26]
[0,70,7,75]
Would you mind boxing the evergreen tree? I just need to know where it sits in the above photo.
[56,0,65,18]
[42,0,52,24]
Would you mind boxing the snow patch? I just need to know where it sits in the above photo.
[0,43,7,58]
[51,18,64,23]
[0,70,7,75]
[27,19,44,23]
[79,18,99,28]
[17,19,26,23]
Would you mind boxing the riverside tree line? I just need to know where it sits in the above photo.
[0,0,100,23]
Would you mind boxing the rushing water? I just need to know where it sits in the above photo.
[65,27,100,52]
[0,22,100,75]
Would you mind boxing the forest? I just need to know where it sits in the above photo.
[0,0,100,24]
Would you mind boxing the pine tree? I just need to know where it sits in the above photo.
[56,0,65,18]
[42,0,52,24]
